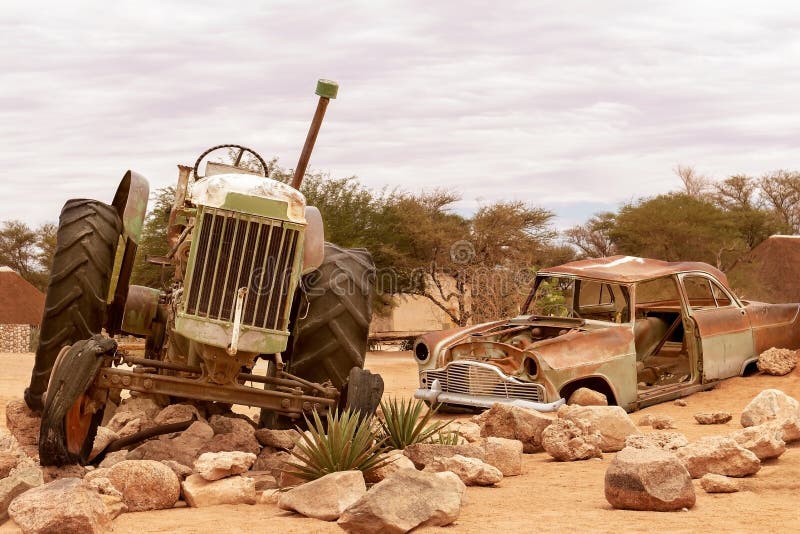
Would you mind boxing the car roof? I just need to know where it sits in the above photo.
[539,255,731,286]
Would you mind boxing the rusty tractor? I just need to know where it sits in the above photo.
[25,79,384,466]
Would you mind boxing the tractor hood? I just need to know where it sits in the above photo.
[189,173,307,223]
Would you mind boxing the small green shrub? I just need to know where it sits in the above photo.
[428,430,462,445]
[288,408,389,481]
[378,397,452,450]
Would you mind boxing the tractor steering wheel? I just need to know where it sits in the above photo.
[192,144,268,180]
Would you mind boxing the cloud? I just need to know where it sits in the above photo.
[0,0,799,230]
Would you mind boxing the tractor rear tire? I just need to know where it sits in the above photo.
[39,335,115,466]
[259,242,377,428]
[25,199,122,412]
[288,243,375,388]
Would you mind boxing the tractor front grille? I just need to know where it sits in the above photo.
[184,207,299,331]
[421,361,544,403]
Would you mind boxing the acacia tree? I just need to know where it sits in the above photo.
[0,220,56,290]
[564,212,617,258]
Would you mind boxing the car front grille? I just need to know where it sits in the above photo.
[184,207,299,331]
[421,361,544,403]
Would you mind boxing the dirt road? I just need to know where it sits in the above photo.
[1,351,799,533]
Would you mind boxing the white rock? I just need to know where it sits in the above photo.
[278,471,366,521]
[194,451,256,481]
[182,474,257,507]
[424,454,502,486]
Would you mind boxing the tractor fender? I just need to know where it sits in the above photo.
[112,170,150,244]
[302,206,325,274]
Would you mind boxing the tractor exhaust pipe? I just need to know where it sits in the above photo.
[291,79,338,190]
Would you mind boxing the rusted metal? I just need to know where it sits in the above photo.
[120,285,161,336]
[291,79,338,190]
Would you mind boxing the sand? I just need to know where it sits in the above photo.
[1,351,800,533]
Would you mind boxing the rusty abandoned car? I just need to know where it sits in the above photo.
[25,80,383,467]
[414,255,800,413]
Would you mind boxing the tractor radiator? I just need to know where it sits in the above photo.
[184,207,299,331]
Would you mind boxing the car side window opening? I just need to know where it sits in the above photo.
[682,275,733,309]
[634,275,692,390]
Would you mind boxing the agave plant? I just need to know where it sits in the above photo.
[288,408,389,481]
[377,397,452,450]
[428,430,462,445]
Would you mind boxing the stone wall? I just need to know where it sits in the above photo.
[0,324,32,353]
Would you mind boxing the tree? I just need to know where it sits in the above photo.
[0,220,56,290]
[674,164,710,199]
[564,212,618,258]
[609,193,744,270]
[758,170,800,232]
[130,187,175,288]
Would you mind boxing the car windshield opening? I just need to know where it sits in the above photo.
[529,276,630,323]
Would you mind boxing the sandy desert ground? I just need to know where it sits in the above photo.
[1,350,800,533]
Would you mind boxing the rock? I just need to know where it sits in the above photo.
[90,426,120,459]
[127,420,214,466]
[42,464,87,483]
[450,421,482,443]
[107,460,181,511]
[260,488,280,504]
[675,436,761,478]
[625,432,689,451]
[197,428,260,456]
[208,414,256,436]
[756,347,798,376]
[568,387,608,406]
[542,418,603,461]
[0,450,19,478]
[637,414,654,426]
[253,449,293,477]
[8,477,113,533]
[194,451,256,481]
[115,396,163,419]
[5,399,40,447]
[277,469,306,489]
[279,470,366,521]
[605,447,695,511]
[483,437,523,476]
[248,471,278,491]
[161,460,193,479]
[364,451,417,484]
[108,413,157,439]
[424,454,502,486]
[694,412,732,425]
[650,415,676,430]
[730,424,786,460]
[559,405,638,452]
[153,403,203,425]
[700,473,739,493]
[740,389,800,427]
[674,399,687,407]
[402,443,486,469]
[768,417,800,443]
[254,428,300,450]
[0,465,43,520]
[182,474,257,507]
[83,468,111,485]
[82,477,128,520]
[98,449,129,468]
[477,403,554,453]
[337,469,465,533]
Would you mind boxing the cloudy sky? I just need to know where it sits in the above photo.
[1,1,799,229]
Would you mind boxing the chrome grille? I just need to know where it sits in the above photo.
[185,208,299,331]
[421,361,544,403]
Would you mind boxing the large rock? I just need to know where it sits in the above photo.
[541,418,602,461]
[98,450,129,468]
[114,396,163,419]
[0,450,19,479]
[757,347,798,376]
[694,412,732,425]
[252,449,293,478]
[5,399,39,448]
[182,474,257,507]
[424,454,502,486]
[740,389,800,427]
[604,447,695,511]
[364,451,417,484]
[278,470,366,521]
[768,417,800,443]
[208,414,256,435]
[568,387,608,406]
[558,405,638,452]
[625,432,689,451]
[700,473,739,493]
[337,469,466,534]
[127,420,214,466]
[0,465,43,520]
[675,436,761,478]
[42,464,87,483]
[483,437,523,476]
[477,404,554,453]
[254,428,300,450]
[106,396,162,438]
[107,460,181,511]
[90,426,120,459]
[194,451,256,481]
[197,415,260,456]
[450,421,482,443]
[402,443,485,469]
[730,425,786,460]
[153,403,203,426]
[8,477,114,533]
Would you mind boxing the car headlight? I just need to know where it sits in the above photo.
[525,356,539,378]
[414,342,430,364]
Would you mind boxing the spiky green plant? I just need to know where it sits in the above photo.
[428,430,462,445]
[377,397,452,450]
[288,408,389,481]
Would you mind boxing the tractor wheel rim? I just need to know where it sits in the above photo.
[65,394,93,456]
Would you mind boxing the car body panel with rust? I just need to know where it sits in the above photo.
[414,255,800,412]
